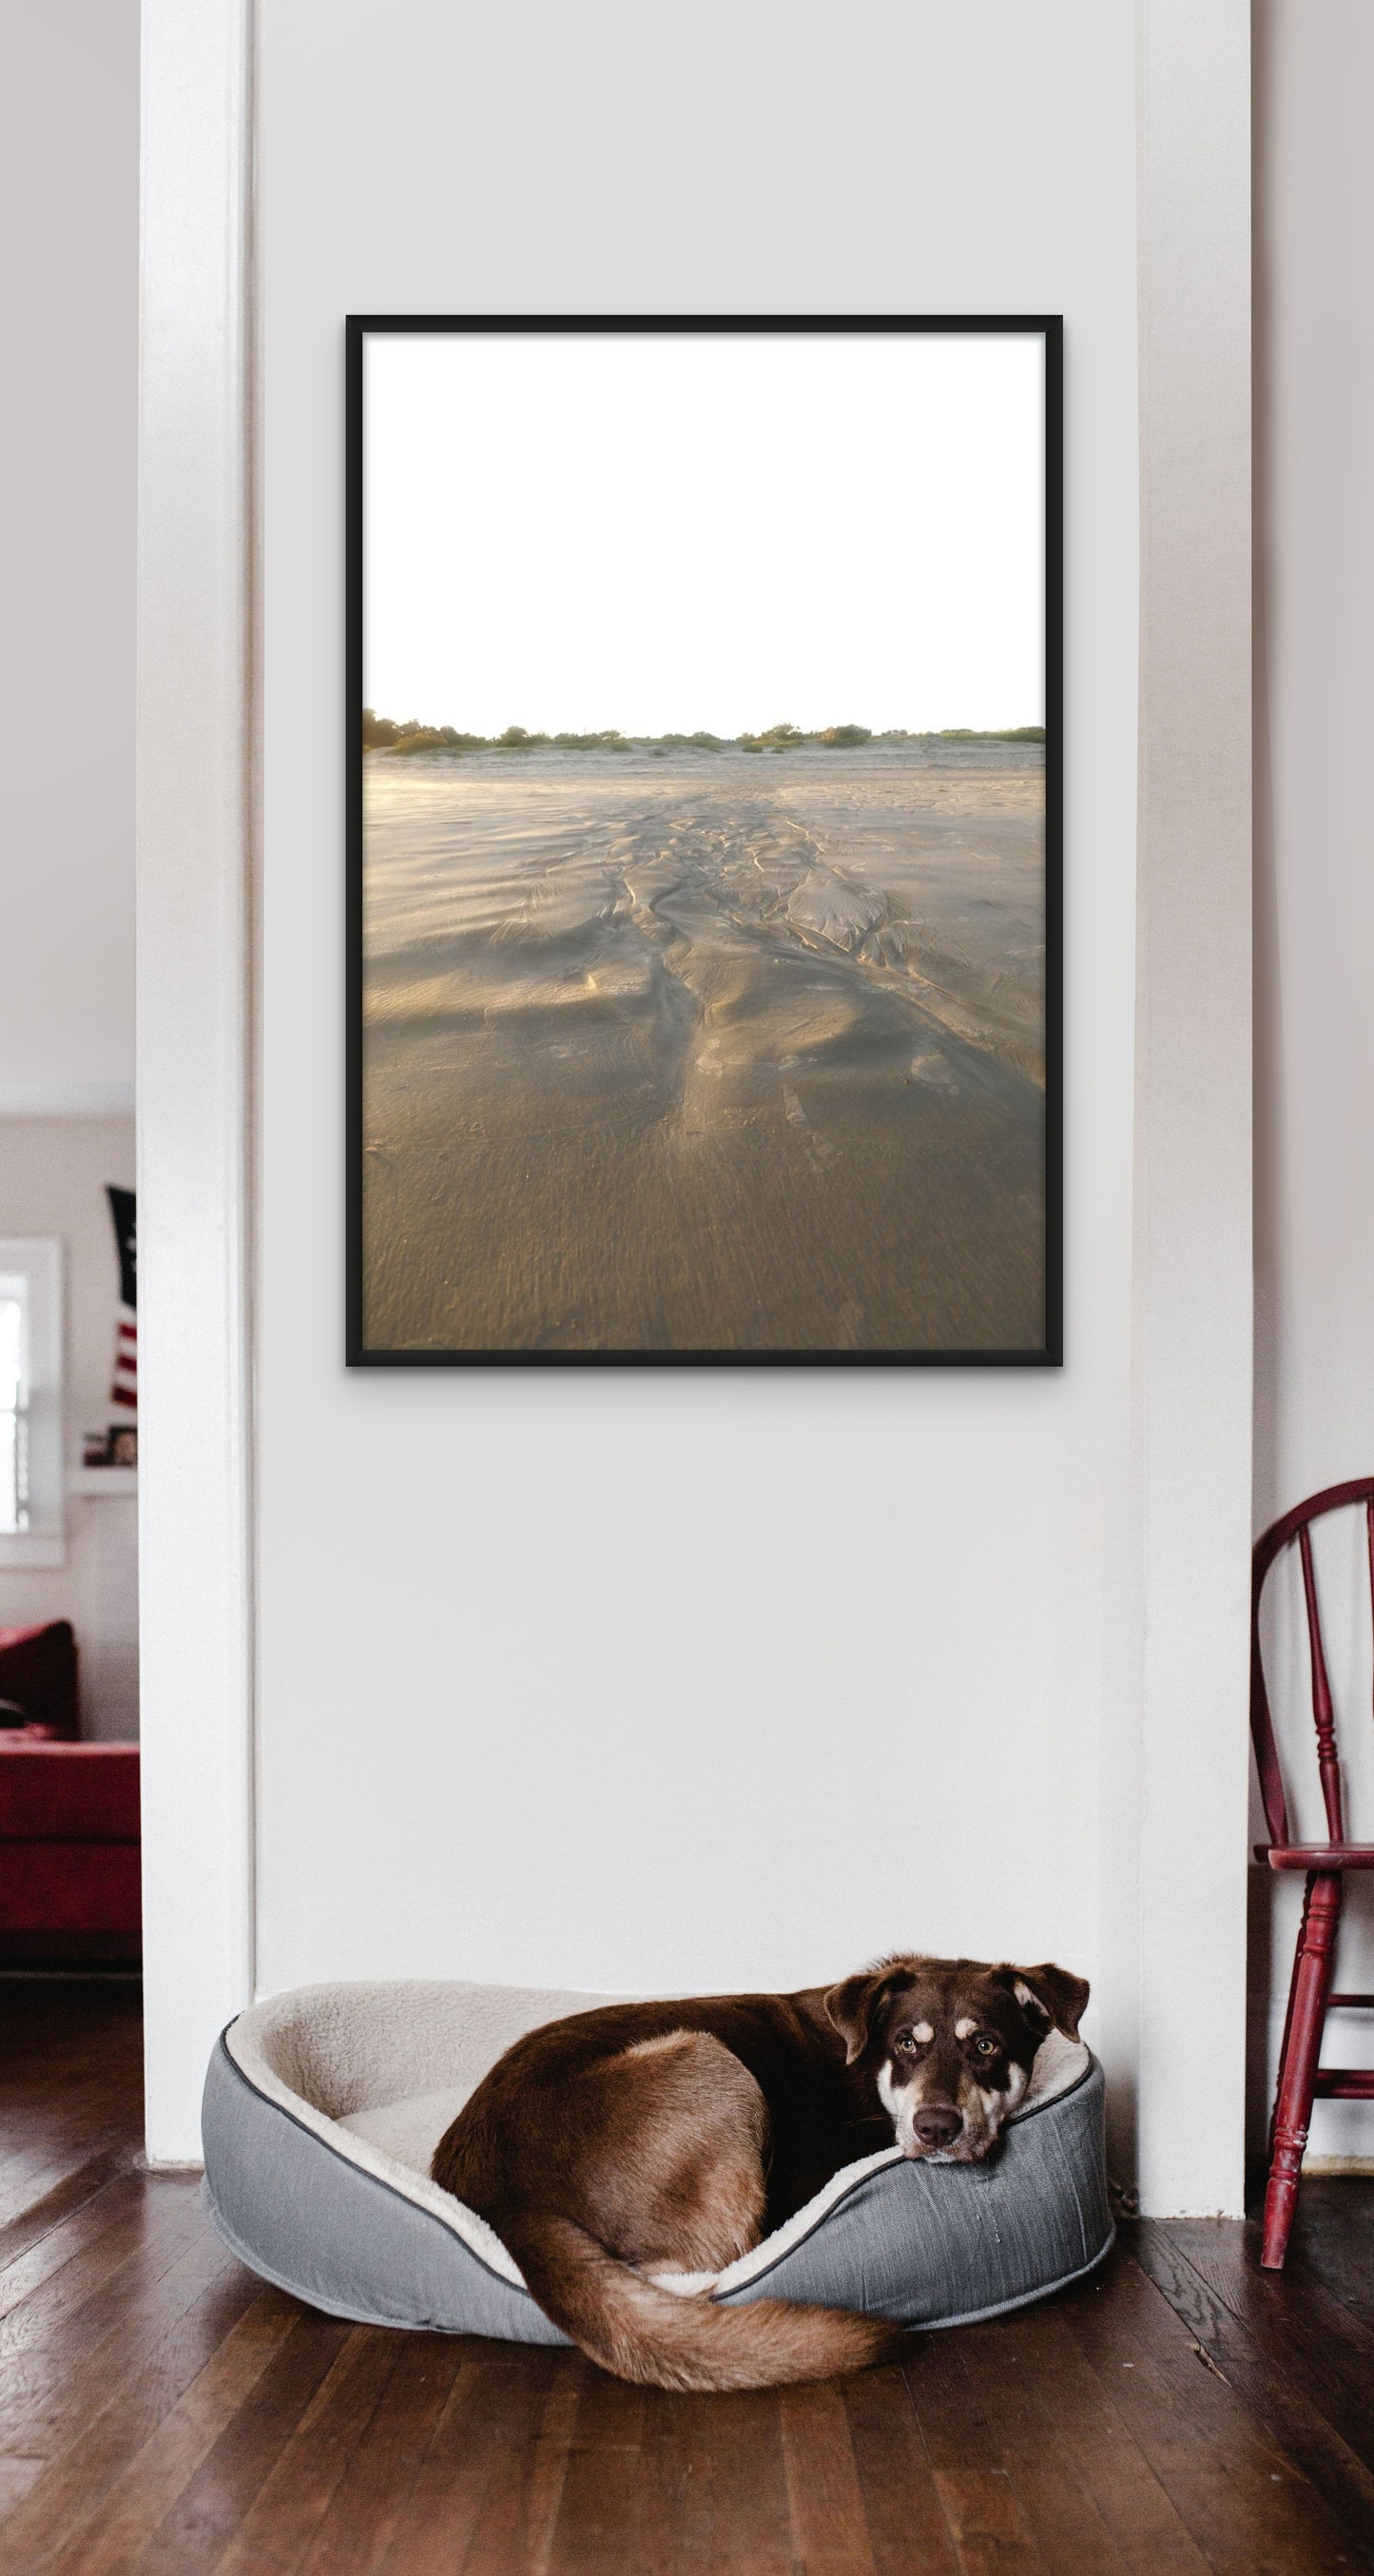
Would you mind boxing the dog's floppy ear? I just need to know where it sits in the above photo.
[824,1966,900,2065]
[1008,1963,1090,2041]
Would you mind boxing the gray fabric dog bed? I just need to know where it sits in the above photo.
[202,1981,1113,2340]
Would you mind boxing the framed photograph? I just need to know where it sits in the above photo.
[348,316,1061,1366]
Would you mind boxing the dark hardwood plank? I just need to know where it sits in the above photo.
[0,2170,160,2325]
[779,2380,879,2576]
[644,2384,795,2576]
[211,2327,404,2573]
[291,2333,474,2576]
[134,2312,358,2576]
[0,2182,220,2454]
[632,2389,717,2576]
[0,2145,133,2276]
[0,2245,265,2566]
[0,2456,48,2523]
[513,2353,583,2576]
[956,2315,1132,2572]
[1279,2178,1374,2328]
[373,2343,565,2576]
[544,2361,647,2576]
[34,2289,298,2576]
[1138,2217,1374,2480]
[0,2136,134,2244]
[1132,2219,1374,2571]
[997,2298,1213,2576]
[902,2331,1051,2573]
[1067,2250,1361,2575]
[443,2351,588,2576]
[843,2360,961,2576]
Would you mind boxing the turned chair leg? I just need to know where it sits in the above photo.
[1262,1871,1342,2270]
[1267,1879,1308,2168]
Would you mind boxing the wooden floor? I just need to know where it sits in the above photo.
[3,1985,1373,2574]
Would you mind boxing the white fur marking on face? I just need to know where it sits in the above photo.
[955,2017,977,2040]
[876,2058,921,2156]
[914,2022,934,2043]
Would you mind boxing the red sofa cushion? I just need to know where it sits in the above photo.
[0,1841,141,1933]
[0,1621,79,1738]
[0,1742,141,1842]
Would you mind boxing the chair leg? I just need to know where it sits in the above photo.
[1261,1871,1342,2270]
[1267,1878,1309,2168]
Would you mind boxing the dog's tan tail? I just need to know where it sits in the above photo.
[505,2212,904,2393]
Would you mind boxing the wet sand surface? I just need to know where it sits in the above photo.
[361,744,1047,1352]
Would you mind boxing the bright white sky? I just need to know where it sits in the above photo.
[364,331,1044,739]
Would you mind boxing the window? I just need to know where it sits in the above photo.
[0,1287,28,1532]
[0,1241,64,1568]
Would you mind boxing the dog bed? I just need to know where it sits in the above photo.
[202,1981,1113,2340]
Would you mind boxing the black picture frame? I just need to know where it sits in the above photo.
[346,315,1063,1369]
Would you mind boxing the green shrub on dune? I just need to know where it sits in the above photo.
[391,726,468,757]
[362,709,1046,759]
[937,726,1045,744]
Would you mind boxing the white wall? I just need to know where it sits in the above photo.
[1253,0,1374,2164]
[255,4,1140,2070]
[136,0,1253,2194]
[0,1119,139,1738]
[0,0,138,1115]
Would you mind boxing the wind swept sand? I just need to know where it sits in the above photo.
[361,742,1047,1353]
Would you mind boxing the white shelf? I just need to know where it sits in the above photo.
[68,1467,139,1497]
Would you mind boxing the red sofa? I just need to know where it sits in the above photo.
[0,1622,141,1962]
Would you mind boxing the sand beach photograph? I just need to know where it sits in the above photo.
[351,322,1057,1360]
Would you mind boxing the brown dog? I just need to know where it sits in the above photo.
[432,1953,1089,2392]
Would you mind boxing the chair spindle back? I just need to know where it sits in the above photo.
[1250,1478,1374,1851]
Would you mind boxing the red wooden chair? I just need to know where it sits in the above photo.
[1251,1478,1374,2269]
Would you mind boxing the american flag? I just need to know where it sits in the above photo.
[110,1314,137,1415]
[106,1188,137,1421]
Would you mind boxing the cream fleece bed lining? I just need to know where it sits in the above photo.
[223,1978,1092,2299]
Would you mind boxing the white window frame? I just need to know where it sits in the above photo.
[0,1238,66,1570]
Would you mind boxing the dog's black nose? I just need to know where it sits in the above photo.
[912,2105,962,2150]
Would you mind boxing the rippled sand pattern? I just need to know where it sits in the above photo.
[362,745,1047,1352]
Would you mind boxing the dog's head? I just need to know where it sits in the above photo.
[824,1955,1089,2164]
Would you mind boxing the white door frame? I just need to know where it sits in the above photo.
[137,0,255,2164]
[135,0,1254,2201]
[1125,0,1253,2217]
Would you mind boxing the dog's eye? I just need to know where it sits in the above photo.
[973,2035,998,2057]
[895,2031,921,2057]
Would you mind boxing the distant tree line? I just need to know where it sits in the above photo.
[361,710,1045,757]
